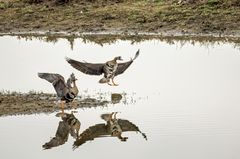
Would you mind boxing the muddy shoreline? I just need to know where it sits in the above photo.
[0,92,125,117]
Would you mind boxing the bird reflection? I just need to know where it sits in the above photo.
[42,112,81,149]
[73,112,147,149]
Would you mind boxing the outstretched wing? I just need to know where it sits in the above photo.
[73,123,109,149]
[38,73,65,83]
[38,73,67,97]
[118,119,147,140]
[115,49,140,76]
[66,57,104,75]
[42,121,70,149]
[118,119,140,132]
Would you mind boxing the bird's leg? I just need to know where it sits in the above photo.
[106,78,113,86]
[60,101,65,114]
[76,122,80,138]
[76,126,80,138]
[72,99,78,112]
[114,112,118,119]
[110,112,114,120]
[112,78,119,86]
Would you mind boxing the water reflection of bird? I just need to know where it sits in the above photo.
[43,112,81,149]
[66,50,140,86]
[73,112,147,149]
[38,73,79,113]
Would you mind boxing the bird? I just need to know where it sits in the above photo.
[73,112,147,149]
[38,73,79,113]
[43,112,81,149]
[66,49,140,86]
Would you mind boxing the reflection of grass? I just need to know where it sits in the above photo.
[0,1,240,36]
[3,33,240,49]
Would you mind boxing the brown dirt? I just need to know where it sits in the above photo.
[0,92,124,116]
[0,0,240,37]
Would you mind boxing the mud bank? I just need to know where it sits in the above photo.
[0,92,124,116]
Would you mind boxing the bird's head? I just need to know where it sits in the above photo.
[70,73,77,81]
[114,56,123,61]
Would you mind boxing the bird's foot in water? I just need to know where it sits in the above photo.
[121,137,128,142]
[112,79,119,86]
[108,82,119,86]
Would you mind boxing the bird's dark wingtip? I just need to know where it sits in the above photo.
[38,73,44,78]
[137,49,140,55]
[133,49,140,60]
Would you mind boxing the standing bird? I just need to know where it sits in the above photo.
[66,49,140,86]
[38,73,79,113]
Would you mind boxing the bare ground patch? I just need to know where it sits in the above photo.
[0,92,124,116]
[0,0,240,37]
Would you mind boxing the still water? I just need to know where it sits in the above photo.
[0,36,240,159]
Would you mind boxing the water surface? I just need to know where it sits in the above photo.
[0,36,240,159]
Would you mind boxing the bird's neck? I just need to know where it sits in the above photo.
[71,81,79,95]
[73,81,77,88]
[112,59,118,63]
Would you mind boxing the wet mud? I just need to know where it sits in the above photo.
[0,92,125,116]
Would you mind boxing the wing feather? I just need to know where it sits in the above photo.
[66,57,104,75]
[118,119,147,140]
[42,121,70,149]
[117,119,140,132]
[115,49,140,76]
[73,124,108,149]
[38,73,64,83]
[38,73,67,97]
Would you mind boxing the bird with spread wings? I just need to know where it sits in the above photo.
[43,112,81,149]
[38,73,79,113]
[66,50,140,86]
[73,112,147,150]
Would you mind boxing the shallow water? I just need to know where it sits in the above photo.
[0,36,240,159]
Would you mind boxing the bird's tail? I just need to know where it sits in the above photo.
[132,49,140,61]
[99,77,109,83]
